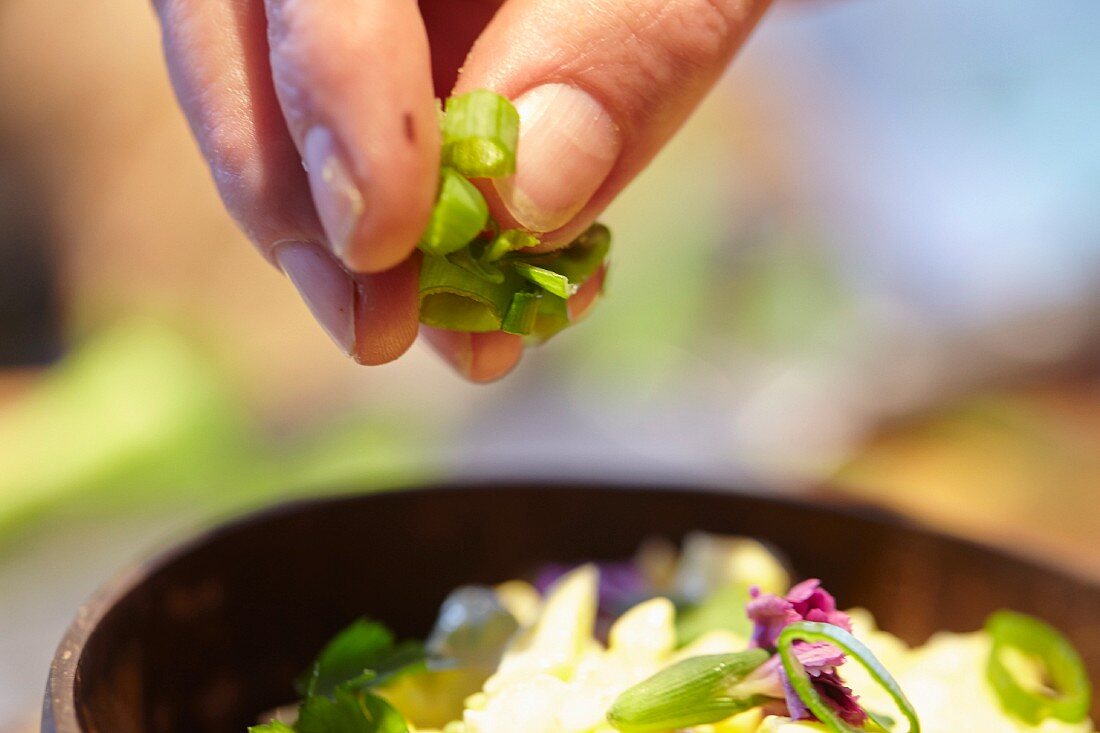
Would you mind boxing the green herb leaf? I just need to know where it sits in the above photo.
[985,610,1091,725]
[297,689,409,733]
[674,583,754,646]
[442,90,520,179]
[606,649,771,733]
[513,262,577,299]
[777,621,920,733]
[419,168,489,257]
[299,619,425,699]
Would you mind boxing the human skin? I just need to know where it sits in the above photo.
[153,0,772,381]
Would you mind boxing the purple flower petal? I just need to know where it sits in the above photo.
[746,580,853,650]
[811,671,868,726]
[792,641,845,676]
[747,587,801,649]
[744,580,867,727]
[534,561,650,629]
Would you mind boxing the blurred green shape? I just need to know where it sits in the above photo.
[276,415,437,498]
[0,319,254,538]
[674,583,754,647]
[0,319,440,546]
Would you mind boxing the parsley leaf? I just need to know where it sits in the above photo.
[295,689,409,733]
[298,619,426,699]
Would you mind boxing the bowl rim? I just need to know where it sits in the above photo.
[42,480,1100,732]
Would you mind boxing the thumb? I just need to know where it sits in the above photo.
[455,0,771,244]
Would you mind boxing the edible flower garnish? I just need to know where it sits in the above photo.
[745,579,866,726]
[747,578,853,649]
[608,579,918,733]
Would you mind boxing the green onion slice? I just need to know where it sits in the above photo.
[777,622,920,733]
[985,610,1091,725]
[442,90,520,179]
[484,229,539,263]
[607,649,771,733]
[502,291,542,335]
[419,168,489,257]
[419,254,520,332]
[447,249,505,284]
[513,262,577,299]
[545,224,611,284]
[531,293,570,341]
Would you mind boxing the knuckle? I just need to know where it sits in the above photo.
[585,0,744,114]
[200,115,310,248]
[647,0,741,77]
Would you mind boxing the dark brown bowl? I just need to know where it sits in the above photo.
[44,484,1100,732]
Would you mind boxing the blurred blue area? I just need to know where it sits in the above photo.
[742,0,1100,324]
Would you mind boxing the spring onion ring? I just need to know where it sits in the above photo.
[777,621,920,733]
[985,610,1091,725]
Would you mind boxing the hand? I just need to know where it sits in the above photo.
[154,0,771,380]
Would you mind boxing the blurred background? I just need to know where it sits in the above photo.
[2,0,1100,726]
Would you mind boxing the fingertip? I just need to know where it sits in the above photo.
[421,326,473,378]
[265,0,439,275]
[351,255,421,365]
[421,328,523,382]
[568,264,607,321]
[469,332,523,382]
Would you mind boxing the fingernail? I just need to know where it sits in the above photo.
[303,126,364,262]
[494,84,620,233]
[275,241,355,355]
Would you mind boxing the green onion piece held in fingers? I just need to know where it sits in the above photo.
[777,621,921,733]
[419,255,520,332]
[417,91,612,338]
[513,262,577,299]
[985,610,1091,725]
[420,168,489,257]
[501,291,543,336]
[443,90,520,179]
[606,649,771,733]
[484,229,539,263]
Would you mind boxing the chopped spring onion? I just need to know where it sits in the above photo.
[513,262,577,299]
[501,291,543,335]
[544,224,611,284]
[417,90,611,338]
[443,90,520,179]
[419,254,521,332]
[484,229,539,263]
[777,621,920,733]
[985,610,1091,725]
[447,249,505,285]
[420,168,489,257]
[606,650,771,733]
[532,293,570,341]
